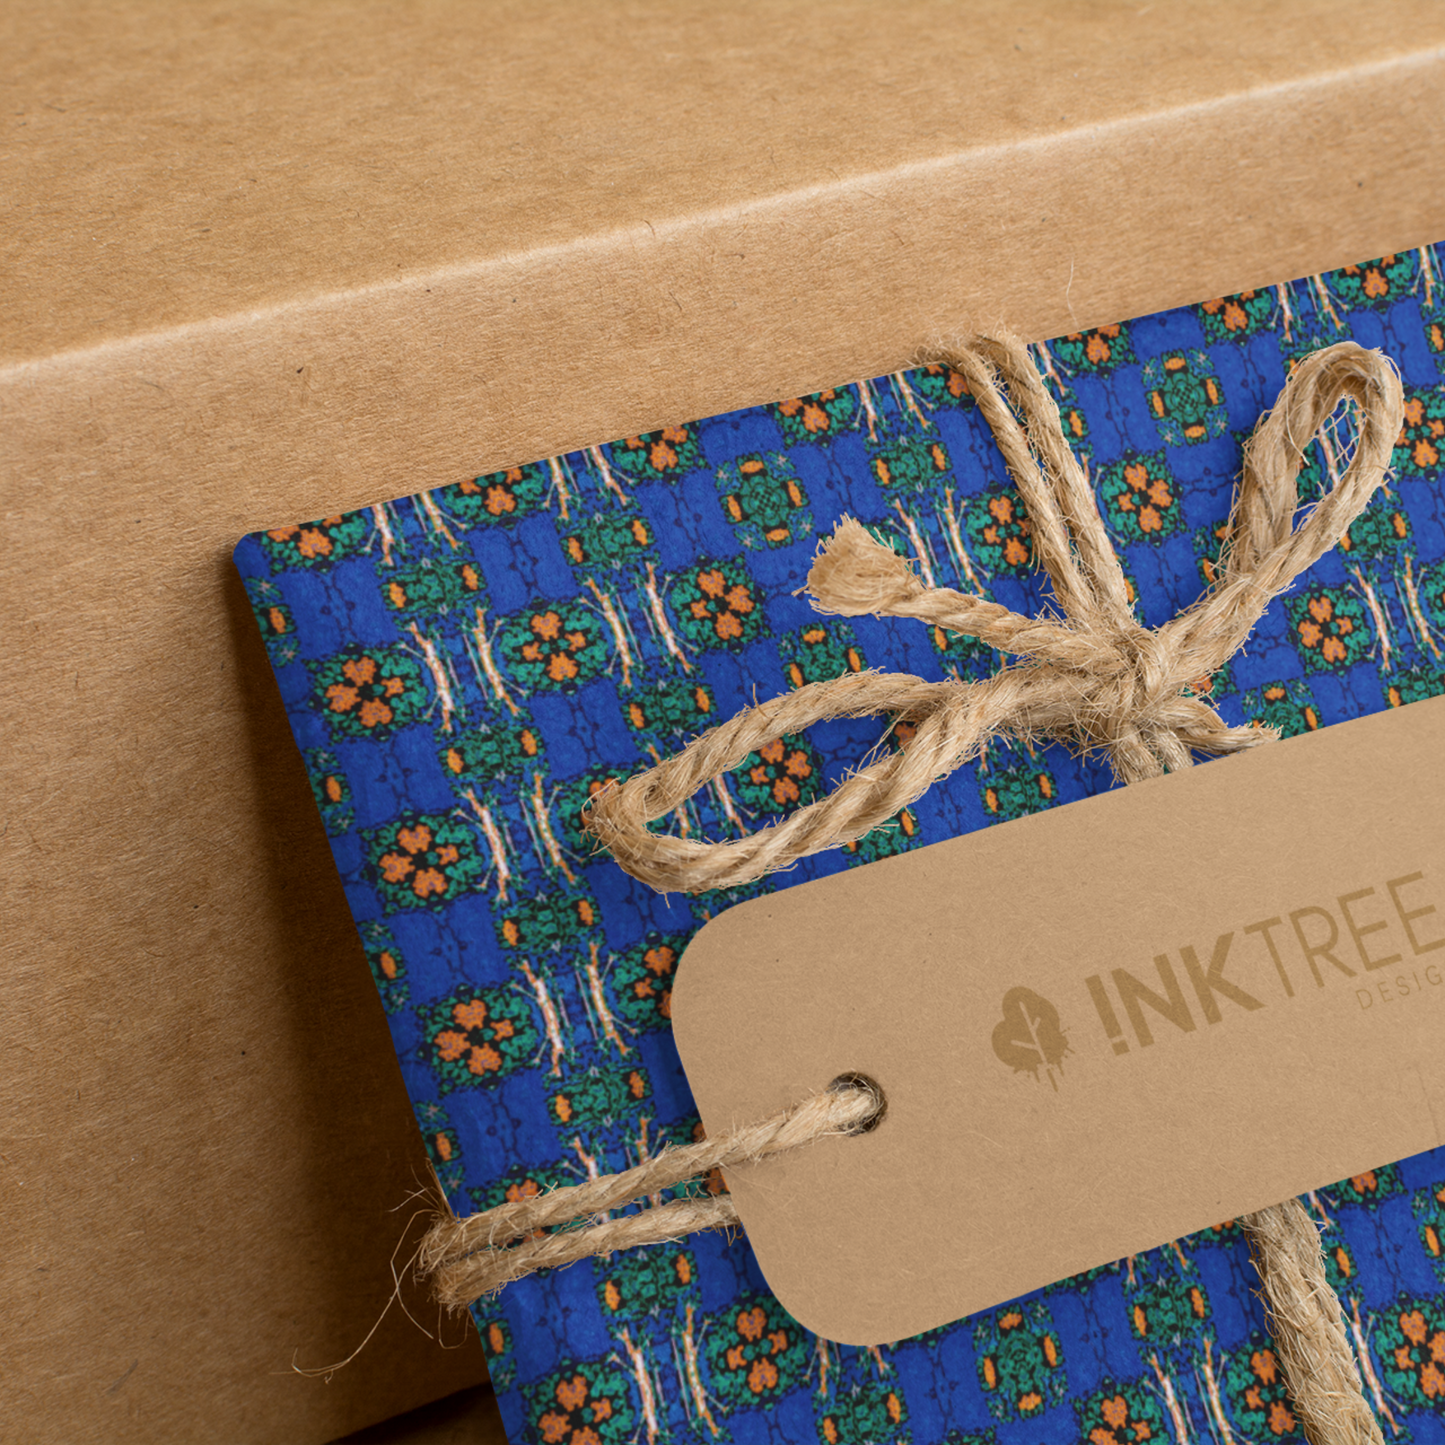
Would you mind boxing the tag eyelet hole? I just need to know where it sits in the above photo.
[828,1072,887,1134]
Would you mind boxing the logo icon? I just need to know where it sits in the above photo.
[991,986,1071,1090]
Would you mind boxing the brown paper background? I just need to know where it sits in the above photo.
[6,2,1445,1439]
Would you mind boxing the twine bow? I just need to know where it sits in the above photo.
[584,335,1403,895]
[427,333,1403,1445]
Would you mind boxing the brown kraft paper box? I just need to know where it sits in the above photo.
[5,3,1445,1440]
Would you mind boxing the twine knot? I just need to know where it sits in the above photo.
[1081,624,1178,763]
[584,334,1403,892]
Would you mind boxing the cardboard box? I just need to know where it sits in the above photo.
[5,3,1445,1439]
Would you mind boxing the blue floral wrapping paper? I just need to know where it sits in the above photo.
[237,250,1445,1444]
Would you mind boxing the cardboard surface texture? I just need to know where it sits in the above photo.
[6,2,1445,1439]
[675,697,1445,1346]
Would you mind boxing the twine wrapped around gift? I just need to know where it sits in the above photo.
[422,334,1402,1445]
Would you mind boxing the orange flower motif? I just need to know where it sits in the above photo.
[269,523,339,559]
[1111,459,1174,535]
[643,945,676,976]
[1101,1395,1129,1428]
[555,1376,588,1413]
[1295,592,1358,664]
[747,1358,778,1393]
[397,823,433,854]
[412,867,448,899]
[433,1029,467,1062]
[978,491,1034,567]
[778,392,839,433]
[453,999,490,1031]
[357,698,394,728]
[466,1042,502,1073]
[378,852,414,883]
[1267,1399,1296,1434]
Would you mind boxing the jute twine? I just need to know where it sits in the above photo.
[423,335,1401,1445]
[420,1079,880,1301]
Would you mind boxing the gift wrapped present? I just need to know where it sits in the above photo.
[238,251,1445,1444]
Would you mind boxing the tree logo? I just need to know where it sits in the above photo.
[991,987,1071,1090]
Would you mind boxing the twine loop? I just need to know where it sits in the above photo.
[584,335,1403,893]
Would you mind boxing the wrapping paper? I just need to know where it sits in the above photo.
[238,250,1445,1444]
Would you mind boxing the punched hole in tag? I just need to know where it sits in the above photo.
[827,1073,888,1135]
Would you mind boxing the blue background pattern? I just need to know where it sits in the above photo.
[237,250,1445,1444]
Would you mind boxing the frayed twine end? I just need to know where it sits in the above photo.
[805,516,924,616]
